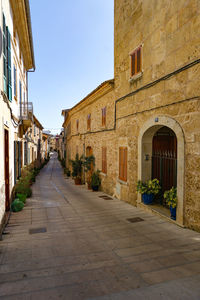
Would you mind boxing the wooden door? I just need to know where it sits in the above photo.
[86,147,93,185]
[4,129,10,211]
[152,127,177,193]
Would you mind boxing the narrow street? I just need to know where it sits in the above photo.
[0,154,200,299]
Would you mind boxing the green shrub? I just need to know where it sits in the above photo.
[15,184,32,198]
[16,193,26,203]
[11,199,24,212]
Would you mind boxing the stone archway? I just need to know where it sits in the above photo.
[138,115,185,226]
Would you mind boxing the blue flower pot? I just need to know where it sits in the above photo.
[170,206,176,220]
[142,193,154,205]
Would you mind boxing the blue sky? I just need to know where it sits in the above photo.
[29,0,114,134]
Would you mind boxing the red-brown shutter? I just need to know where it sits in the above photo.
[102,107,106,126]
[102,147,107,174]
[87,114,91,130]
[123,147,127,181]
[119,147,127,181]
[131,53,135,76]
[137,48,141,73]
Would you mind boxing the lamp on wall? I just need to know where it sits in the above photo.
[145,154,149,161]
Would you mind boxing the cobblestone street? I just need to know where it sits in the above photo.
[0,154,200,299]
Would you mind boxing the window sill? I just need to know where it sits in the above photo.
[118,179,128,185]
[129,71,143,83]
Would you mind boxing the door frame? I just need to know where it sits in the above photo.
[138,115,185,226]
[4,129,10,211]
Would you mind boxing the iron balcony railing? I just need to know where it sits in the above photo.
[19,102,33,120]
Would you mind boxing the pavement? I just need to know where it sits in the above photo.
[0,153,200,299]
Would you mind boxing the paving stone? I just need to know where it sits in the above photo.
[0,155,199,299]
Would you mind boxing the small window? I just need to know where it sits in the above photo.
[102,147,107,174]
[130,46,142,77]
[87,114,91,131]
[119,147,127,182]
[102,107,106,126]
[76,119,79,132]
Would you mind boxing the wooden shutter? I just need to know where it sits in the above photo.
[123,147,127,181]
[3,14,7,93]
[137,47,141,73]
[14,65,16,97]
[102,107,106,126]
[131,53,135,76]
[7,28,12,101]
[14,141,17,184]
[18,142,22,178]
[119,147,127,181]
[102,147,107,174]
[87,114,91,130]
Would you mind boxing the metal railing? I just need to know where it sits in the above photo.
[19,102,33,120]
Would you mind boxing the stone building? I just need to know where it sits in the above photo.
[0,0,36,230]
[63,0,200,231]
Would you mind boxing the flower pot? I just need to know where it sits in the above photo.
[74,177,81,185]
[142,193,154,205]
[170,206,176,220]
[92,185,99,191]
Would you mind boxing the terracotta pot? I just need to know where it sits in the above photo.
[74,177,81,185]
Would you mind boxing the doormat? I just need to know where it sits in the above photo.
[127,217,144,223]
[99,195,113,200]
[29,227,47,234]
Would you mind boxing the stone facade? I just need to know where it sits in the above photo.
[63,0,200,231]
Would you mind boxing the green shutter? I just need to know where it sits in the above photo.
[7,27,12,101]
[3,14,7,93]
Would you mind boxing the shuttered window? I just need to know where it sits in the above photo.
[119,147,127,181]
[102,147,107,174]
[130,46,142,77]
[14,65,17,98]
[7,27,12,101]
[76,119,79,132]
[87,114,91,130]
[102,107,106,126]
[3,14,12,101]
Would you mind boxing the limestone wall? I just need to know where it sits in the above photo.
[64,0,200,231]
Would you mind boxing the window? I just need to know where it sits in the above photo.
[102,147,107,174]
[130,46,142,77]
[3,14,12,101]
[14,65,17,99]
[102,107,106,126]
[19,80,22,103]
[87,114,91,131]
[119,147,127,181]
[76,119,79,132]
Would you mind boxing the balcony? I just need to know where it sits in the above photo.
[19,102,33,137]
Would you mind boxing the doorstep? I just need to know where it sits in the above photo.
[138,202,185,228]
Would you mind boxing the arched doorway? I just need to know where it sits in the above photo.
[138,115,185,225]
[152,127,177,197]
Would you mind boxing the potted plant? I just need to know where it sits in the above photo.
[70,154,83,185]
[137,178,161,204]
[83,155,95,189]
[164,186,177,220]
[91,170,101,191]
